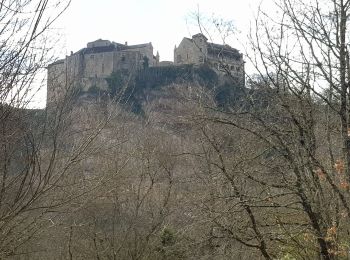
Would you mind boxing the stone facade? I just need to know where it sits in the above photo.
[174,33,244,78]
[47,39,159,105]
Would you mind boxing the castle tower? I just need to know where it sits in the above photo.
[192,33,208,59]
[156,51,160,65]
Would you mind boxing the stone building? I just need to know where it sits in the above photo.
[47,39,159,105]
[174,33,244,78]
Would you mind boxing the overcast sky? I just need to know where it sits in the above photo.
[55,0,269,61]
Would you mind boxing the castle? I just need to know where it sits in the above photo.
[47,34,244,105]
[174,33,244,78]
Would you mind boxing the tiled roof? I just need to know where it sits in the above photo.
[48,59,64,67]
[75,42,151,54]
[180,35,242,60]
[76,44,117,55]
[207,43,242,60]
[122,43,151,50]
[192,33,208,40]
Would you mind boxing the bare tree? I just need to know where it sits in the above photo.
[181,0,350,259]
[0,1,104,257]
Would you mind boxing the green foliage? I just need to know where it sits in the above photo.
[135,64,195,89]
[280,253,297,260]
[134,64,219,89]
[161,228,176,247]
[156,228,186,259]
[87,85,100,95]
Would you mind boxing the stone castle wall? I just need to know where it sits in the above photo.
[84,52,114,78]
[47,40,160,105]
[174,38,202,64]
[47,60,65,105]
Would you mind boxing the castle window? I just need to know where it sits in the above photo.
[199,48,202,52]
[102,63,104,73]
[121,56,126,62]
[187,53,189,60]
[177,55,182,63]
[231,65,235,71]
[236,67,240,72]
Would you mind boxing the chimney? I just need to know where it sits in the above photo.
[125,41,128,46]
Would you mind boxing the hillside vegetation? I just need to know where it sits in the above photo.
[2,0,350,259]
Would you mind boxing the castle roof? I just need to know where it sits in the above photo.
[47,59,64,68]
[207,43,242,60]
[118,43,152,50]
[180,34,242,60]
[76,44,117,55]
[192,33,208,40]
[74,42,152,55]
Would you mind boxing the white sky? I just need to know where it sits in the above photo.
[55,0,269,61]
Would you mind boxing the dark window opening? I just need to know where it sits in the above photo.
[177,55,182,63]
